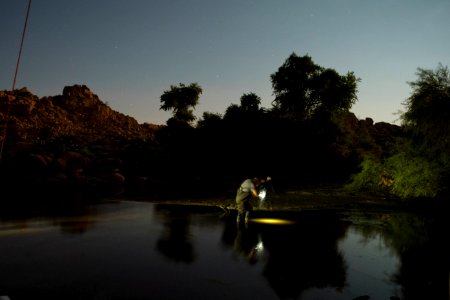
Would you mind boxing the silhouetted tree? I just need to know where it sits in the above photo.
[156,83,203,186]
[223,92,264,122]
[160,82,202,126]
[223,103,241,121]
[196,111,223,129]
[240,92,262,113]
[270,52,359,120]
[401,63,450,157]
[311,68,359,115]
[396,63,450,198]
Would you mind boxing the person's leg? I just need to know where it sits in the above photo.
[244,200,253,224]
[236,190,248,224]
[237,210,244,223]
[244,210,250,224]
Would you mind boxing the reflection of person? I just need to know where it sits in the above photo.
[233,225,261,265]
[236,177,266,224]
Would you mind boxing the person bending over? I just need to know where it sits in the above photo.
[235,177,265,225]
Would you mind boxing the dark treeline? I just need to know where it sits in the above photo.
[151,53,450,203]
[149,53,369,196]
[0,53,449,205]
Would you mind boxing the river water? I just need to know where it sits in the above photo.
[0,200,448,300]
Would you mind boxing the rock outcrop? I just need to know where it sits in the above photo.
[0,85,164,200]
[0,84,161,145]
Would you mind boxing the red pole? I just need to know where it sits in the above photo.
[0,0,32,160]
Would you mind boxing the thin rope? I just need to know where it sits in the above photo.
[0,0,32,160]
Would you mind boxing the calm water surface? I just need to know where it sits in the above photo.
[0,200,448,300]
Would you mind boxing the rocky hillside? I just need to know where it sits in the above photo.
[0,84,161,145]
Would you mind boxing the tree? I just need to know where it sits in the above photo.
[347,64,450,199]
[223,92,264,122]
[223,103,241,121]
[401,63,450,156]
[240,92,261,113]
[400,63,450,198]
[270,52,359,120]
[270,53,319,119]
[196,112,223,129]
[311,69,359,114]
[160,83,203,126]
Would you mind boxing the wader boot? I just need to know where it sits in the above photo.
[244,211,250,224]
[236,211,250,227]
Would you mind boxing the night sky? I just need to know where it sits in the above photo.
[1,0,449,125]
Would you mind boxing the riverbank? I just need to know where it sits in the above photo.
[121,187,435,214]
[1,180,445,217]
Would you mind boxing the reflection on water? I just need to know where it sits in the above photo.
[0,201,448,300]
[222,210,349,299]
[154,204,195,263]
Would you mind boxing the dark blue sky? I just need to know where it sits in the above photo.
[1,0,449,125]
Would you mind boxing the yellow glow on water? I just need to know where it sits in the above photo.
[249,218,296,225]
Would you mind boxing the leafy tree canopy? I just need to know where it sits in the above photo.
[240,92,262,113]
[349,63,450,199]
[197,111,223,129]
[401,63,450,154]
[223,92,264,122]
[160,83,203,125]
[270,52,359,120]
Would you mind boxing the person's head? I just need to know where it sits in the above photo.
[252,176,272,187]
[252,176,270,187]
[252,177,262,187]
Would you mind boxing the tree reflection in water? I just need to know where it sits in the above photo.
[154,204,195,263]
[347,211,450,300]
[222,211,349,299]
[0,202,448,299]
[222,210,450,300]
